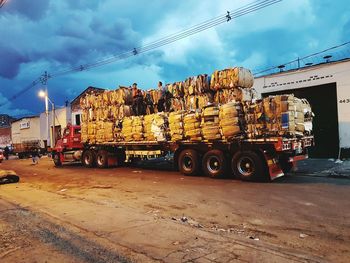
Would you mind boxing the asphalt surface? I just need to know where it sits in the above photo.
[0,156,349,262]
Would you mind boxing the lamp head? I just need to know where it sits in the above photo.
[38,90,47,98]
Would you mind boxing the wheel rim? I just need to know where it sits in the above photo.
[237,156,255,177]
[97,155,105,166]
[183,156,193,171]
[207,156,221,173]
[85,154,91,165]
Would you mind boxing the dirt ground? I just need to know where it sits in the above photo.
[0,156,349,262]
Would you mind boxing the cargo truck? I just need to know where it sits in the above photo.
[51,123,313,181]
[12,140,43,159]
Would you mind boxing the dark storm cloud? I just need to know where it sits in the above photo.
[4,0,50,21]
[0,45,28,79]
[0,0,349,116]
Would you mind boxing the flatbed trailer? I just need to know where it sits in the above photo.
[52,124,313,181]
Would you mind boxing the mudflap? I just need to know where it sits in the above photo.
[59,152,65,163]
[107,156,119,167]
[262,152,284,181]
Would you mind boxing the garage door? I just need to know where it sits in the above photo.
[263,82,339,158]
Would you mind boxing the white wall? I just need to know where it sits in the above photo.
[11,117,43,147]
[72,110,82,125]
[40,106,72,147]
[253,60,350,149]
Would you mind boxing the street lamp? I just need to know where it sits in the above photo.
[39,90,55,148]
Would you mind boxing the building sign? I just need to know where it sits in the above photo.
[20,119,30,129]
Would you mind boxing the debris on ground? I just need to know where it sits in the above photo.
[0,170,20,185]
[299,233,308,238]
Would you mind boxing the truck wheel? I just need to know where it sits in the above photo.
[82,150,96,168]
[202,150,227,178]
[53,153,62,166]
[231,151,265,181]
[178,149,200,176]
[96,150,108,169]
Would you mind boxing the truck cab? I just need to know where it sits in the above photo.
[55,124,83,151]
[52,124,83,166]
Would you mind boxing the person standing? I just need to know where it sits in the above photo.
[157,81,166,112]
[31,148,39,164]
[3,146,9,160]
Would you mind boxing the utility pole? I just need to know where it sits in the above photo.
[40,71,55,149]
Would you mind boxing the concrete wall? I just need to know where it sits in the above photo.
[11,117,42,146]
[0,127,11,148]
[253,60,350,149]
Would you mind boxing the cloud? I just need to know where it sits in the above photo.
[0,0,349,116]
[0,45,28,79]
[0,92,33,117]
[3,0,50,21]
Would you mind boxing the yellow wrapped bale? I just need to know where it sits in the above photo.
[210,67,254,90]
[169,111,185,141]
[184,113,202,141]
[219,102,242,139]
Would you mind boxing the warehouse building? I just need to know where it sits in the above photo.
[11,116,44,147]
[253,58,350,158]
[70,86,105,126]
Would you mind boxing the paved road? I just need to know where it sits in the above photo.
[0,157,349,262]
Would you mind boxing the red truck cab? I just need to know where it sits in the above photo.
[52,124,83,166]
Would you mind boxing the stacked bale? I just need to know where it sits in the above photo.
[121,117,133,142]
[169,111,185,141]
[132,116,144,141]
[243,95,314,138]
[143,114,155,141]
[87,121,96,143]
[81,122,88,143]
[151,113,168,141]
[211,67,254,90]
[219,102,242,139]
[201,105,221,140]
[184,112,202,141]
[114,121,123,141]
[78,66,313,144]
[244,100,265,138]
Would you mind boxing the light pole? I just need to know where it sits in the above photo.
[39,90,55,148]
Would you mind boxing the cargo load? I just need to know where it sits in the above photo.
[79,66,313,144]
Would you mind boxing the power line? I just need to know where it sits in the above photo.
[52,0,281,77]
[253,40,350,76]
[0,0,282,108]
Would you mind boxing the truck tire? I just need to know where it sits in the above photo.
[231,151,265,181]
[202,150,227,178]
[53,153,62,167]
[96,150,108,169]
[178,149,200,176]
[82,150,96,168]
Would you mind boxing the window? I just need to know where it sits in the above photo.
[75,114,81,125]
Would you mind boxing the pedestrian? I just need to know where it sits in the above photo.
[4,146,9,160]
[31,148,39,164]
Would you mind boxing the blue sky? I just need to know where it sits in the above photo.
[0,0,349,117]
